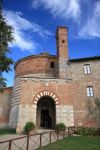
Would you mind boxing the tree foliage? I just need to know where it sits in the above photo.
[0,75,6,93]
[0,14,14,71]
[0,13,14,91]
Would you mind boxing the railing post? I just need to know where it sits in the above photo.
[26,136,29,150]
[49,131,52,144]
[40,133,42,148]
[8,140,12,150]
[83,127,84,136]
[63,129,65,138]
[68,127,70,136]
[57,130,59,141]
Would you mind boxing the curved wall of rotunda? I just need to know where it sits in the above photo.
[14,54,57,78]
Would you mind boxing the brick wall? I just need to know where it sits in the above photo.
[56,27,69,79]
[0,26,100,132]
[70,59,100,127]
[15,54,57,78]
[0,87,12,128]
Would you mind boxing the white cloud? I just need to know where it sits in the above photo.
[4,10,52,52]
[32,0,81,21]
[79,1,100,39]
[32,0,100,39]
[11,30,36,52]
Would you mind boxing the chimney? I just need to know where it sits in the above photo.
[56,26,69,78]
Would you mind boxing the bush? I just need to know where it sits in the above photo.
[55,123,66,130]
[76,127,96,136]
[24,122,35,133]
[95,129,100,136]
[0,128,16,135]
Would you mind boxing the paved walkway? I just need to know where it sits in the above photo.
[0,130,65,150]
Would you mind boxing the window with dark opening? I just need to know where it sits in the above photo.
[50,62,55,68]
[62,40,65,43]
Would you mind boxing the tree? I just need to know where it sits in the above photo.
[0,73,6,93]
[0,13,14,92]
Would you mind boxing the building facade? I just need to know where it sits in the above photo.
[0,27,100,133]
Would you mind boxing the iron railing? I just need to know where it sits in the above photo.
[0,129,67,150]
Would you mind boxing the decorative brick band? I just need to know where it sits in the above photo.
[33,90,59,105]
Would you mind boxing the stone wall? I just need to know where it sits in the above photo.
[9,77,21,128]
[56,105,74,126]
[16,104,35,133]
[0,87,12,128]
[70,59,100,81]
[70,59,100,127]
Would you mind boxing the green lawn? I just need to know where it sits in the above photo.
[0,128,16,135]
[37,136,100,150]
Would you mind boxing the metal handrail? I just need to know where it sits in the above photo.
[0,129,66,150]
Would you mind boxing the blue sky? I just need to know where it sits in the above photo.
[3,0,100,87]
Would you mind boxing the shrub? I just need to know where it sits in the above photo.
[95,129,100,136]
[55,123,66,130]
[76,127,96,136]
[77,127,84,135]
[0,128,16,135]
[24,122,35,133]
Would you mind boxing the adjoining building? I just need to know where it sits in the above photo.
[0,27,100,133]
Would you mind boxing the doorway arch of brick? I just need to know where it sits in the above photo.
[33,90,60,105]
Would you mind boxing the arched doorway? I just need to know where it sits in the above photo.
[36,96,56,129]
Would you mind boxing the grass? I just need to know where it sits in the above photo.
[37,136,100,150]
[0,128,16,135]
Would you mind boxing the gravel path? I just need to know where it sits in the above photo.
[0,130,64,150]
